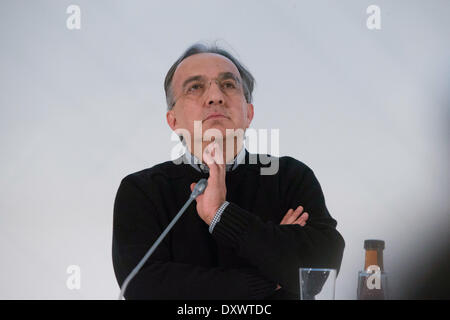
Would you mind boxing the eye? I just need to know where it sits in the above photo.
[222,81,236,89]
[187,83,203,93]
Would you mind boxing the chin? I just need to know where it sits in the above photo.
[203,120,230,131]
[202,125,231,142]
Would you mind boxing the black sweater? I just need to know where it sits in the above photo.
[112,150,345,300]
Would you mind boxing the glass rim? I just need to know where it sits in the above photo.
[299,268,336,272]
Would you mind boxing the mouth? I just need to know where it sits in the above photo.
[203,113,229,122]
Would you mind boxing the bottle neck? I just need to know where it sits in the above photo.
[364,249,384,272]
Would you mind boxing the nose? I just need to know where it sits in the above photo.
[205,80,224,106]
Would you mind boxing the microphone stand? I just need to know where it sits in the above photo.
[118,178,208,300]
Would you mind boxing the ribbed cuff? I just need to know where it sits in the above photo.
[211,202,256,249]
[242,271,278,299]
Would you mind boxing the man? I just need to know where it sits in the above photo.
[112,43,345,300]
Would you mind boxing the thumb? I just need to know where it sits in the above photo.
[190,182,196,192]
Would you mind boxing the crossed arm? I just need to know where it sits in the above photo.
[190,142,343,295]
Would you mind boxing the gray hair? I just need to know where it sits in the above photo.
[164,43,255,110]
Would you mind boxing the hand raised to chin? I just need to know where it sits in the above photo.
[190,142,227,225]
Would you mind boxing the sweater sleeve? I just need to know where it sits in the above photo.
[210,162,345,297]
[112,176,277,299]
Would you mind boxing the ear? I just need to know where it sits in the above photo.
[246,103,254,128]
[166,110,177,131]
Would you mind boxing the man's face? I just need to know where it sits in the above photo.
[166,53,254,148]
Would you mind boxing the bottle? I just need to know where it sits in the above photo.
[357,239,388,300]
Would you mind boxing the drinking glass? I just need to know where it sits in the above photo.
[299,268,336,300]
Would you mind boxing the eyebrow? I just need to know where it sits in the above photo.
[181,75,205,91]
[218,72,241,84]
[181,72,241,91]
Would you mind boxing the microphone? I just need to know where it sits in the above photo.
[118,178,208,300]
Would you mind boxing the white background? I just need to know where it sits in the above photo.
[0,0,448,299]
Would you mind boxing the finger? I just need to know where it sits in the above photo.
[281,208,293,224]
[203,143,216,165]
[211,142,226,173]
[204,143,225,179]
[295,212,309,227]
[203,146,218,178]
[280,208,294,225]
[296,211,309,224]
[300,212,309,222]
[190,183,196,192]
[204,143,221,167]
[286,205,303,224]
[203,144,220,180]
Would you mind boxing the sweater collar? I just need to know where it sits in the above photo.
[182,145,246,174]
[166,148,264,180]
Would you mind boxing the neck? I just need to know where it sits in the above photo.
[187,137,244,165]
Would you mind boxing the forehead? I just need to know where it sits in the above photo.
[172,53,241,87]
